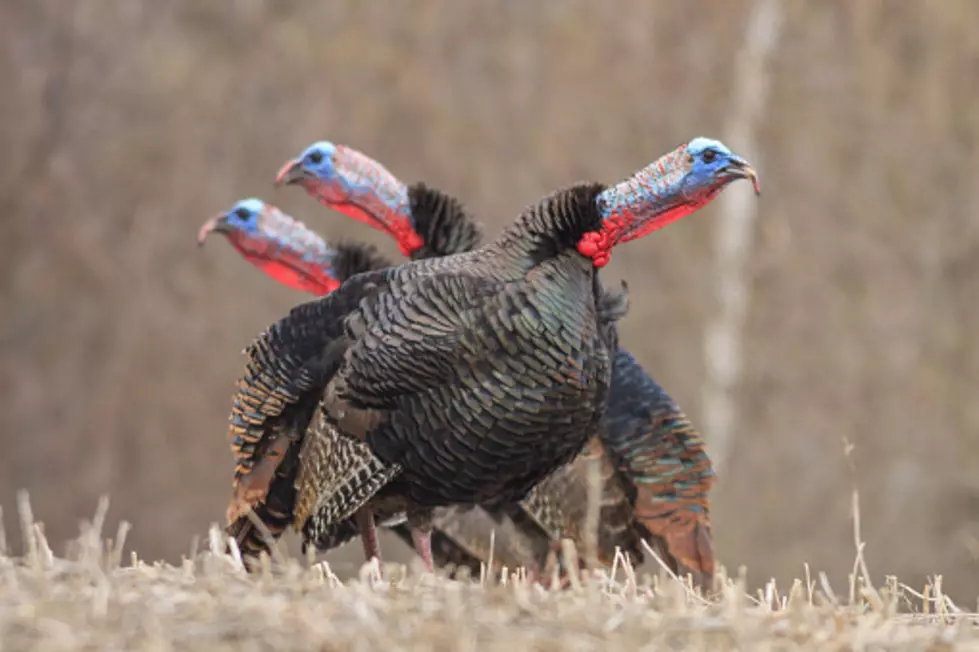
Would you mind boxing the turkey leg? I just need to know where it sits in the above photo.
[407,508,435,573]
[410,528,434,573]
[355,507,384,578]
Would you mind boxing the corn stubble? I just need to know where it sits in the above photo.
[0,491,974,651]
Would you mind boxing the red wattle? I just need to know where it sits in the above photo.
[576,214,632,268]
[577,232,602,257]
[576,223,618,269]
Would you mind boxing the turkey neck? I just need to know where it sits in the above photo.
[486,182,608,273]
[331,242,393,282]
[405,183,482,259]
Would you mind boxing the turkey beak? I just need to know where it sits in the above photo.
[724,156,760,195]
[197,214,229,247]
[274,158,306,187]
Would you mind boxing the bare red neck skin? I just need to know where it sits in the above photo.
[227,235,340,296]
[257,258,338,295]
[330,202,423,257]
[299,179,424,258]
[577,201,705,269]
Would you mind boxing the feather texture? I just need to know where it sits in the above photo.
[309,180,718,588]
[320,185,613,511]
[221,149,727,590]
[603,348,716,585]
[229,182,616,573]
[294,404,402,540]
[223,244,396,561]
[406,182,482,259]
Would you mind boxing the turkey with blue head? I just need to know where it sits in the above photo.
[198,198,401,561]
[199,197,550,577]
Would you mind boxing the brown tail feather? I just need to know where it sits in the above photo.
[668,518,715,590]
[225,484,295,566]
[226,434,292,524]
[634,491,715,591]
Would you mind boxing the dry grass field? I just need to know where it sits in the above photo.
[1,492,976,651]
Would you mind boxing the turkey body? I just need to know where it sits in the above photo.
[317,179,716,586]
[229,182,618,574]
[295,183,615,519]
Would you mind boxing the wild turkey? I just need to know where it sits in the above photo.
[198,198,398,559]
[273,142,481,260]
[197,198,392,297]
[273,140,757,588]
[198,198,542,575]
[233,136,757,576]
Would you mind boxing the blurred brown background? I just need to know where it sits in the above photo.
[3,0,979,598]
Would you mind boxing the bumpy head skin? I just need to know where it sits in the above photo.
[579,137,760,268]
[275,141,424,257]
[197,198,342,295]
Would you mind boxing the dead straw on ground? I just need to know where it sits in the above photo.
[0,490,976,651]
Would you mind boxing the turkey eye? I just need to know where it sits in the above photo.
[235,208,250,220]
[702,150,717,163]
[309,151,324,164]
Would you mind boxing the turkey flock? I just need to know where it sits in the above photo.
[197,136,760,592]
